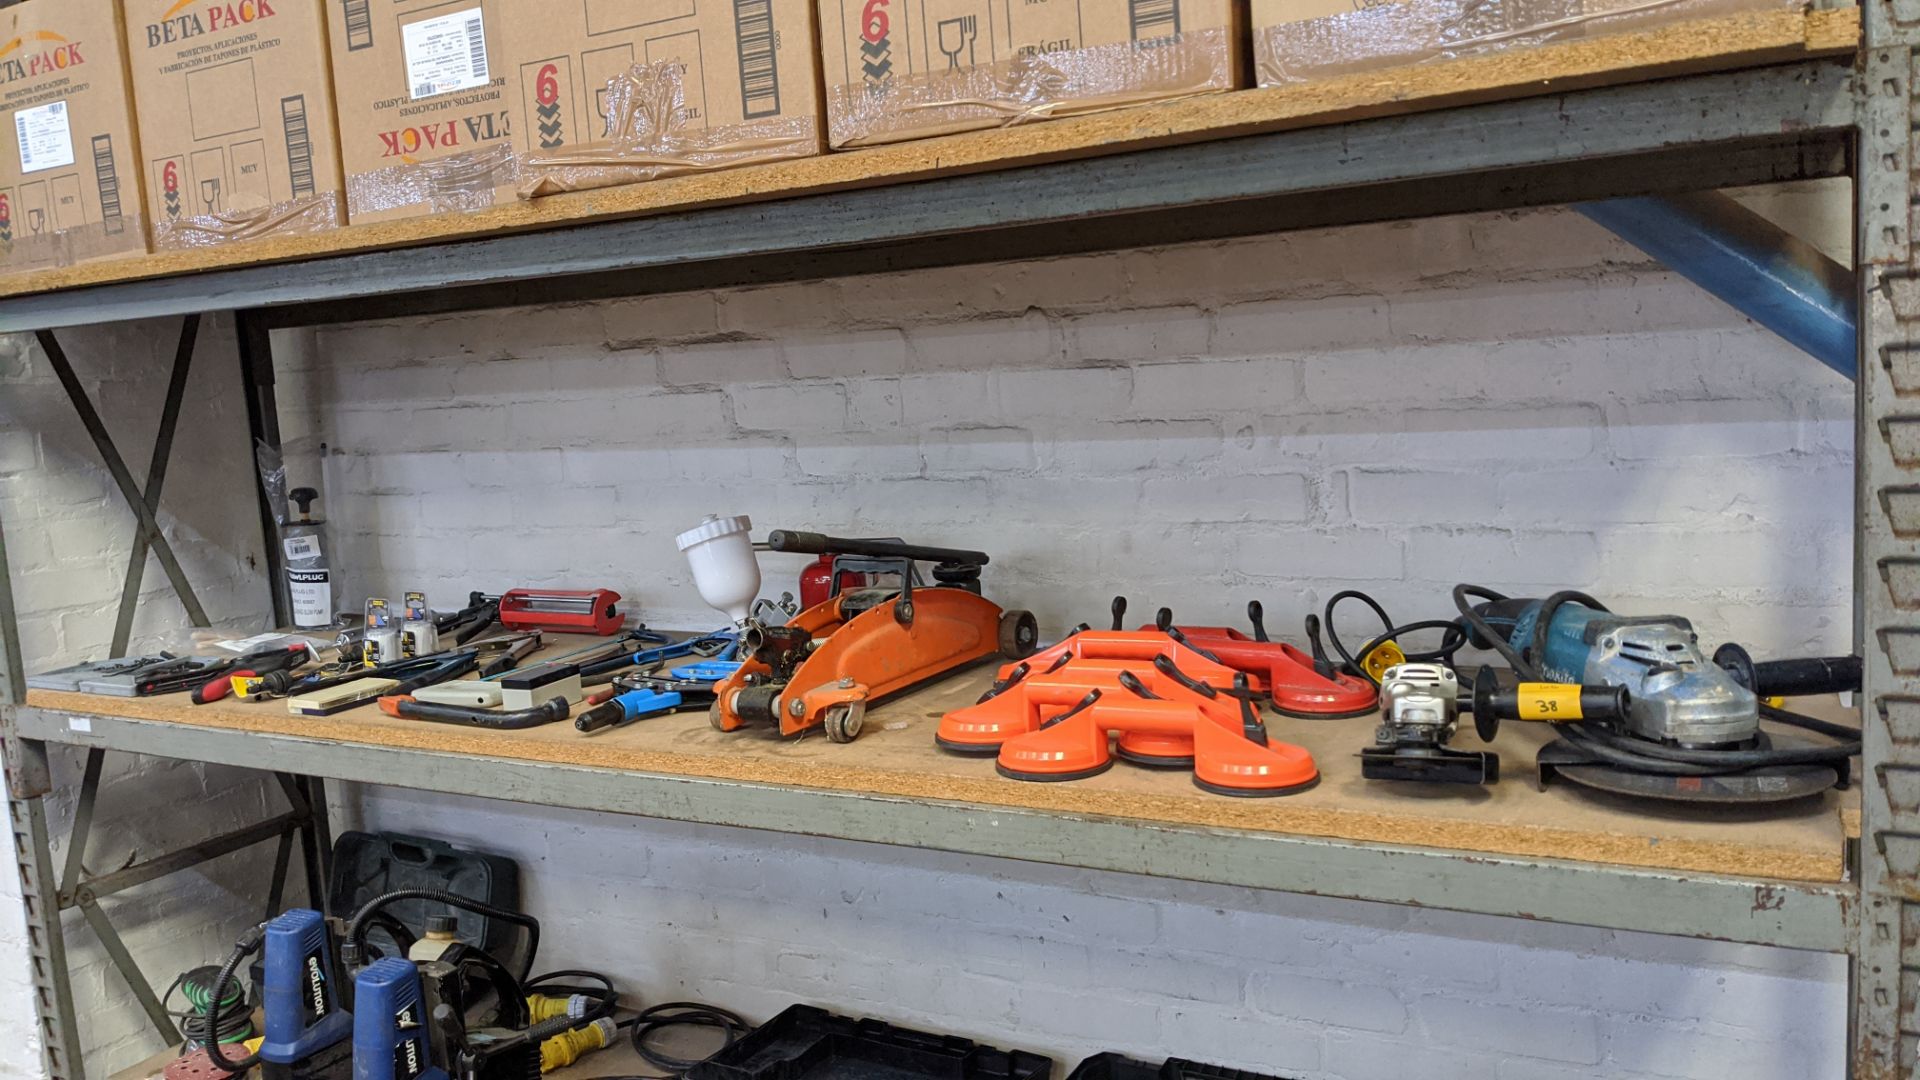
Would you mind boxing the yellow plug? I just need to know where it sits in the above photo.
[540,1017,615,1073]
[526,994,572,1024]
[1361,641,1407,682]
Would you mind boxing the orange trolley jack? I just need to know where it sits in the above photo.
[707,531,1039,743]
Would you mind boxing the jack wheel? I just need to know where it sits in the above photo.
[999,610,1039,659]
[708,700,731,732]
[824,705,864,743]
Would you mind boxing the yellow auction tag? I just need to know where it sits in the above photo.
[1361,641,1406,681]
[1515,683,1584,721]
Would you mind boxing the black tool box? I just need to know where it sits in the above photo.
[687,1005,1052,1080]
[327,830,523,968]
[1065,1053,1298,1080]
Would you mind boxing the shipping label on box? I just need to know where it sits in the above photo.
[508,0,823,199]
[816,0,1241,148]
[123,0,348,250]
[0,0,150,275]
[325,0,515,224]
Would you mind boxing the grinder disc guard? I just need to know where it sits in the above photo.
[1537,731,1845,805]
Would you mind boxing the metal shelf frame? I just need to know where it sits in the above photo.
[0,39,1900,1079]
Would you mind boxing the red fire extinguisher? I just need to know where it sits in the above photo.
[799,554,871,610]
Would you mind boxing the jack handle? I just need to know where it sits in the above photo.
[766,530,989,566]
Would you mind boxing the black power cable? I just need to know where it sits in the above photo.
[202,927,267,1074]
[619,1001,751,1076]
[1320,589,1470,686]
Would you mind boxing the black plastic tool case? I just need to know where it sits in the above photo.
[327,830,522,967]
[1065,1053,1297,1080]
[688,1005,1053,1080]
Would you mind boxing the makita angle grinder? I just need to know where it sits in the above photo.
[1456,586,1861,804]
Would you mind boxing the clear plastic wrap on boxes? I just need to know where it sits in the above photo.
[828,26,1236,148]
[518,60,822,199]
[1254,0,1803,86]
[344,143,519,221]
[152,192,343,250]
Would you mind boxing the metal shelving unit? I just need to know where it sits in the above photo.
[0,34,1899,1078]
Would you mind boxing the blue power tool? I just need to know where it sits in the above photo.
[352,958,449,1080]
[204,908,356,1080]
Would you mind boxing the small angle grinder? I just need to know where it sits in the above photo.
[1456,586,1861,805]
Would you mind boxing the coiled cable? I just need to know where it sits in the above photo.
[166,966,253,1049]
[1320,589,1469,686]
[621,1001,750,1076]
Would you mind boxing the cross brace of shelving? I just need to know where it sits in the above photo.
[1,320,330,1079]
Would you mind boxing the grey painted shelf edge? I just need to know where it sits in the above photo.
[10,704,1853,952]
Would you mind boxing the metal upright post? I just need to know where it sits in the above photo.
[0,505,84,1078]
[237,312,290,629]
[1854,5,1920,1074]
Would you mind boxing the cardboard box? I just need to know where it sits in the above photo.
[508,0,824,199]
[0,0,150,275]
[122,0,347,250]
[816,0,1242,148]
[325,0,515,224]
[1250,0,1793,86]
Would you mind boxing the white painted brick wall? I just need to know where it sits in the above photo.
[0,184,1857,1079]
[0,320,283,1079]
[283,195,1853,1079]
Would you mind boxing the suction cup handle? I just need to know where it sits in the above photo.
[1161,621,1223,664]
[1247,601,1268,642]
[1234,673,1269,745]
[1039,689,1101,729]
[1152,653,1217,699]
[1110,596,1127,631]
[977,661,1031,704]
[766,531,989,566]
[1155,607,1172,632]
[1303,614,1337,678]
[1118,670,1161,700]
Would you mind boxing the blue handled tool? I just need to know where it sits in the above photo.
[669,660,743,682]
[579,631,737,680]
[574,688,685,732]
